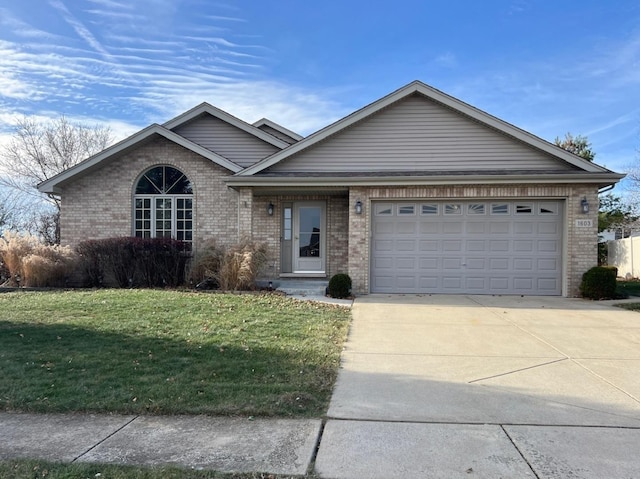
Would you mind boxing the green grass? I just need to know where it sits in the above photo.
[616,279,640,298]
[0,290,350,417]
[0,459,317,479]
[614,302,640,312]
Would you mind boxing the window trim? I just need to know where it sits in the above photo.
[133,165,194,244]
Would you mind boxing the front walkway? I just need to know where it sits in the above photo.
[316,294,640,478]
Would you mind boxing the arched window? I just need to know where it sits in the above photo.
[134,166,193,244]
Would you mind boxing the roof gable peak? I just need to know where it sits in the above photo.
[163,103,290,149]
[237,80,612,176]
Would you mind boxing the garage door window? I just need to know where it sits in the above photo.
[421,204,438,215]
[491,203,509,214]
[539,203,558,214]
[468,203,485,215]
[516,204,533,214]
[398,205,416,215]
[375,204,393,215]
[445,204,462,215]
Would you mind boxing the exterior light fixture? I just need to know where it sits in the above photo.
[355,200,363,215]
[267,202,274,216]
[580,197,589,214]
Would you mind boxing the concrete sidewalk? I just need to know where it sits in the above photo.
[0,413,321,476]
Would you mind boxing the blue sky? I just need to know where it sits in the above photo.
[1,0,639,192]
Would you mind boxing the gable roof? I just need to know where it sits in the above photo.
[235,80,617,177]
[163,102,291,149]
[252,118,304,143]
[38,124,243,194]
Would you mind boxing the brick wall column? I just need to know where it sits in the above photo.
[566,186,599,296]
[348,187,370,294]
[237,188,253,240]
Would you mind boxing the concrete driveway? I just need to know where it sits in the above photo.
[316,295,640,478]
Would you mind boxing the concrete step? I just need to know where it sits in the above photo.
[257,279,328,297]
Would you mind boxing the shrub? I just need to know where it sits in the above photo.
[217,237,268,291]
[187,238,224,289]
[328,273,352,298]
[76,239,108,287]
[580,266,618,300]
[0,231,76,287]
[76,237,190,288]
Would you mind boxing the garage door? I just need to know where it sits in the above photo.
[371,200,563,295]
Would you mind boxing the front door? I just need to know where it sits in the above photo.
[293,202,325,273]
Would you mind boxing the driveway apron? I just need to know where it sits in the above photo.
[316,294,640,479]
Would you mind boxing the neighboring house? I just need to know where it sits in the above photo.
[38,81,623,296]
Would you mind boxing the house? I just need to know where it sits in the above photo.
[38,81,623,296]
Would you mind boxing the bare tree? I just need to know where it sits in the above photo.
[0,115,112,241]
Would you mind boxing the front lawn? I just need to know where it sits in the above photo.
[0,290,350,417]
[616,279,640,298]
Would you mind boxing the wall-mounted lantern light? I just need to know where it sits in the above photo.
[355,200,363,215]
[580,197,589,214]
[267,202,274,216]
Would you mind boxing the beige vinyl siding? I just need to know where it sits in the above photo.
[173,115,281,167]
[267,94,576,173]
[257,124,299,145]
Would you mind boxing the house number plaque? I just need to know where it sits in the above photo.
[575,219,593,228]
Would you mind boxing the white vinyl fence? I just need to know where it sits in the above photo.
[607,237,640,278]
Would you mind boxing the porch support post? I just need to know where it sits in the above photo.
[348,187,370,295]
[237,187,253,240]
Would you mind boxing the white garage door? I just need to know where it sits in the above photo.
[371,200,563,295]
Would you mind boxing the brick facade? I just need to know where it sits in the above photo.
[346,184,599,297]
[248,194,349,280]
[58,137,600,298]
[60,136,240,249]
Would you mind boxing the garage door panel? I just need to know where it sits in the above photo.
[466,222,487,234]
[514,278,534,290]
[538,222,559,234]
[444,240,462,252]
[466,277,487,290]
[514,258,533,271]
[443,277,463,289]
[490,277,510,290]
[538,240,558,252]
[419,240,439,252]
[419,258,439,269]
[466,258,486,269]
[396,222,417,234]
[396,257,416,269]
[374,222,395,234]
[537,278,558,291]
[371,200,562,295]
[489,258,510,270]
[374,239,393,251]
[420,222,440,234]
[396,276,416,289]
[514,222,534,234]
[514,240,534,252]
[419,276,438,288]
[466,240,486,252]
[538,258,557,270]
[490,222,510,234]
[443,258,462,269]
[373,257,393,269]
[396,240,416,251]
[490,240,510,252]
[443,223,463,234]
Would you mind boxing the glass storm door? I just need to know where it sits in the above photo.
[294,203,325,273]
